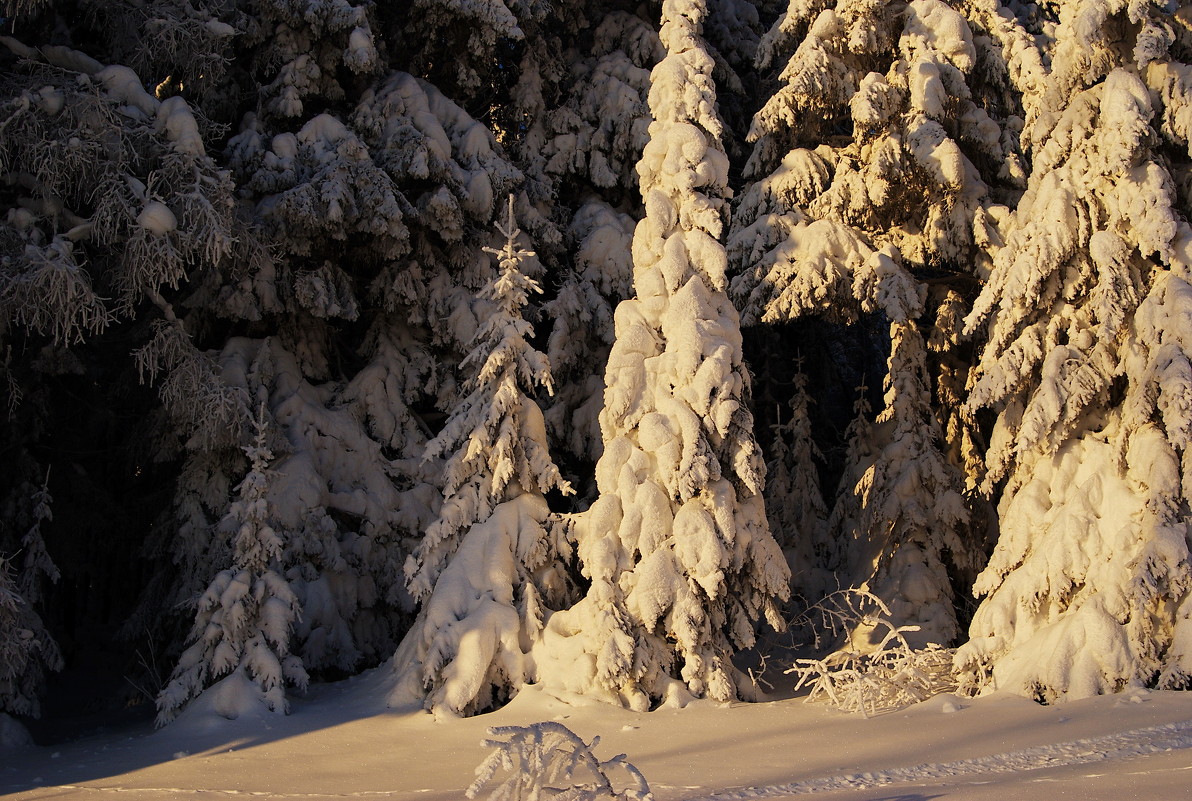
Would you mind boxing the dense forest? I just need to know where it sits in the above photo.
[1,0,1190,737]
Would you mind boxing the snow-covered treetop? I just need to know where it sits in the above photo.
[470,198,556,395]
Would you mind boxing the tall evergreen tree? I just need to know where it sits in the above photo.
[958,0,1192,700]
[533,0,789,710]
[764,368,832,603]
[391,198,572,716]
[727,0,999,645]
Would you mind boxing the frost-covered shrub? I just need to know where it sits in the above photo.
[788,589,957,717]
[467,722,652,801]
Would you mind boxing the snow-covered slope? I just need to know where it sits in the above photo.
[3,670,1192,800]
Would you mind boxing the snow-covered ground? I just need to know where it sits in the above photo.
[3,669,1192,800]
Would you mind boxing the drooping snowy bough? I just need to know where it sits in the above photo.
[958,0,1192,700]
[532,0,790,711]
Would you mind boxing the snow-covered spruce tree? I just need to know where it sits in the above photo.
[148,0,530,680]
[508,1,766,492]
[215,97,431,676]
[0,469,62,722]
[826,388,878,584]
[829,319,972,648]
[727,0,1004,644]
[957,1,1192,700]
[728,0,1038,482]
[157,405,307,724]
[391,198,572,716]
[223,68,532,667]
[765,367,832,603]
[533,0,789,710]
[0,552,62,720]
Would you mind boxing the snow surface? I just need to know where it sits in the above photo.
[4,674,1192,800]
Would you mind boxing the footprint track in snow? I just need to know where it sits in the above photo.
[687,719,1192,799]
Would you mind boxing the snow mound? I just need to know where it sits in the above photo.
[0,713,32,749]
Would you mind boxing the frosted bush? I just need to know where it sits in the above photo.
[467,722,652,801]
[787,589,958,717]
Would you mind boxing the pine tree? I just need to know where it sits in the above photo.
[957,0,1192,700]
[765,367,832,604]
[727,0,997,653]
[831,323,972,648]
[156,405,307,724]
[0,551,61,719]
[391,197,573,716]
[533,0,789,710]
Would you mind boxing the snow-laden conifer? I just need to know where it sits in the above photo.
[391,198,573,716]
[224,338,425,675]
[189,61,531,678]
[7,470,58,607]
[728,0,993,645]
[156,405,308,725]
[0,552,61,719]
[0,468,61,722]
[829,322,972,648]
[765,368,832,603]
[533,0,789,710]
[958,2,1192,700]
[543,202,637,470]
